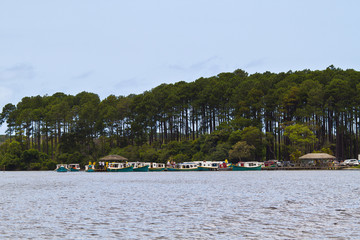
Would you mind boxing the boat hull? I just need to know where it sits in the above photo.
[56,167,68,172]
[232,165,261,171]
[149,168,166,172]
[133,166,149,172]
[166,167,198,171]
[197,166,218,171]
[69,168,80,172]
[107,166,133,172]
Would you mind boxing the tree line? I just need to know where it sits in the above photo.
[1,66,360,170]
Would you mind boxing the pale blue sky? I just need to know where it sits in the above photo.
[0,0,359,133]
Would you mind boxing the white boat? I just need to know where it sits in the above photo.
[147,162,166,171]
[232,162,262,171]
[129,162,149,172]
[107,162,133,172]
[68,163,81,172]
[166,162,198,171]
[194,161,222,171]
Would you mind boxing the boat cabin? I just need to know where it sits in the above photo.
[108,162,129,169]
[237,162,262,167]
[55,164,68,169]
[176,162,198,169]
[195,161,222,168]
[143,162,166,168]
[68,164,80,170]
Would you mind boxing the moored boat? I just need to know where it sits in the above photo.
[148,162,166,171]
[107,162,133,172]
[232,162,262,171]
[68,163,81,172]
[55,164,68,172]
[133,165,149,172]
[218,161,232,171]
[130,162,149,172]
[166,162,198,171]
[85,164,95,172]
[195,161,221,171]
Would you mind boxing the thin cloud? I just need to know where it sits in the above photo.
[168,64,184,71]
[243,59,266,69]
[168,56,219,72]
[0,63,35,82]
[0,86,13,102]
[189,56,219,71]
[73,71,94,80]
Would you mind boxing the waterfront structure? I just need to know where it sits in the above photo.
[299,153,336,167]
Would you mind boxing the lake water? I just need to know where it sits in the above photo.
[0,170,359,239]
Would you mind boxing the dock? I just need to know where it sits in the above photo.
[262,166,347,170]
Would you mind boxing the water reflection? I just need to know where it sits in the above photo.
[0,171,359,239]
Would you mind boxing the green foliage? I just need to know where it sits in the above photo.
[284,124,318,148]
[284,124,318,160]
[191,151,205,162]
[1,67,360,169]
[313,147,334,156]
[0,135,9,145]
[56,152,84,166]
[173,153,190,163]
[228,141,255,162]
[228,130,242,145]
[290,149,302,163]
[207,143,231,161]
[139,145,159,162]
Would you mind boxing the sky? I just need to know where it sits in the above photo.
[0,0,359,134]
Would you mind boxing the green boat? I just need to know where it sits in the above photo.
[107,162,133,172]
[166,162,198,171]
[129,162,149,172]
[55,164,68,172]
[107,166,133,172]
[232,162,262,171]
[149,167,166,171]
[133,165,149,172]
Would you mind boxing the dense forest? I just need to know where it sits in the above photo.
[1,66,360,170]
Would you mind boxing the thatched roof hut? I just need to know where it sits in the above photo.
[299,153,336,167]
[100,154,128,162]
[299,153,336,160]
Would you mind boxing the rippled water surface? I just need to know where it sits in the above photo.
[1,170,360,239]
